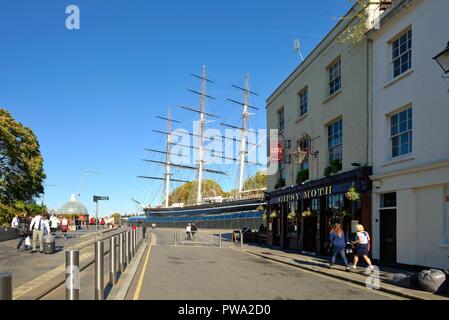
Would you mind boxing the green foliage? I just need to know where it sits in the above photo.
[169,179,226,206]
[0,204,16,227]
[242,171,268,190]
[338,0,369,46]
[296,169,309,184]
[325,160,342,177]
[0,109,46,204]
[111,213,121,224]
[0,201,47,226]
[274,178,285,189]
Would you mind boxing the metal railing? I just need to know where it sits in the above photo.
[66,226,145,300]
[0,227,146,300]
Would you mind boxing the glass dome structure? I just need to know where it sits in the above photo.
[58,194,89,216]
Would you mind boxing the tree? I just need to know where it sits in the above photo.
[0,109,46,204]
[111,213,122,225]
[242,171,268,191]
[168,180,226,206]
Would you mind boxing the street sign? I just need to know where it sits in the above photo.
[93,196,109,202]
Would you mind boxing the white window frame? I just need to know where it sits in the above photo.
[391,28,412,79]
[328,118,343,162]
[328,58,341,96]
[298,87,308,117]
[390,107,412,159]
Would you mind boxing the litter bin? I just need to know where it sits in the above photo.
[43,235,56,254]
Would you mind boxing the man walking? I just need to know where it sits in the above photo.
[29,212,51,253]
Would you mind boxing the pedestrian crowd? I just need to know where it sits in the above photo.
[10,212,109,253]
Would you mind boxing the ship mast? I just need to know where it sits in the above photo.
[238,75,250,193]
[164,108,172,208]
[197,66,206,205]
[224,74,259,195]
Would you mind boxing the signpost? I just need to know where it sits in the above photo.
[93,195,109,239]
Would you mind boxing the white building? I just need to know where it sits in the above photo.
[369,0,449,269]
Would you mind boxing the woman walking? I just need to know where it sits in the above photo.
[328,223,350,271]
[351,224,374,271]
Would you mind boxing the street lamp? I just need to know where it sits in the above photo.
[433,42,449,74]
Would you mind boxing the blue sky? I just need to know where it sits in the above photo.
[0,0,351,216]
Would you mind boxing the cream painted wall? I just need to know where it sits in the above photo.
[371,0,449,268]
[371,0,449,176]
[266,13,370,190]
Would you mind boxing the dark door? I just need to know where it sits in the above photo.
[302,216,317,252]
[380,209,397,264]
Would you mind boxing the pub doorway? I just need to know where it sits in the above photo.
[379,193,397,265]
[302,198,319,253]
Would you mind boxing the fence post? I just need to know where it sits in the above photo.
[119,233,125,273]
[94,241,104,300]
[0,273,12,300]
[126,230,131,263]
[109,236,117,285]
[66,249,80,300]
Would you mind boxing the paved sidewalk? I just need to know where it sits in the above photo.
[0,228,118,299]
[236,244,449,301]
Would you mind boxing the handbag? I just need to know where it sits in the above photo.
[25,236,31,247]
[345,241,353,254]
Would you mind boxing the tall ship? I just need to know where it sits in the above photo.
[133,66,267,227]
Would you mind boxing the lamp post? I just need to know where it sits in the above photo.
[433,42,449,74]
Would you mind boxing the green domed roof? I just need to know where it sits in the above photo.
[58,194,89,216]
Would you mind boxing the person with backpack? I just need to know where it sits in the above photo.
[17,213,30,251]
[328,223,351,271]
[351,224,374,271]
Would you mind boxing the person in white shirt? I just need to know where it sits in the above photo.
[351,224,374,271]
[49,215,59,234]
[29,213,51,253]
[11,214,19,230]
[186,223,192,240]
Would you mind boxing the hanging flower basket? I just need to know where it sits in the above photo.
[269,211,278,218]
[256,205,264,211]
[302,209,312,218]
[345,183,361,201]
[287,211,297,220]
[261,213,267,220]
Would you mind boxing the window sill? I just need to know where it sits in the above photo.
[381,154,415,167]
[323,89,342,104]
[295,113,308,123]
[438,243,449,249]
[383,69,414,89]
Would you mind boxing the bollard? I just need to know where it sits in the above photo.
[240,231,243,247]
[0,273,12,300]
[174,232,177,246]
[109,237,117,285]
[66,249,80,300]
[219,233,222,248]
[114,236,120,275]
[119,233,125,272]
[126,230,131,264]
[94,241,104,300]
[133,229,137,252]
